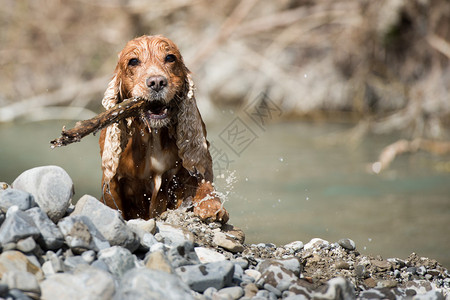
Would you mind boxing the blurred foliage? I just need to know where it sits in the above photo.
[1,0,449,139]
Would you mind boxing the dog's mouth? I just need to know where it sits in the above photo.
[140,100,171,129]
[146,101,168,120]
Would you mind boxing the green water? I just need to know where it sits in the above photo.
[1,118,449,267]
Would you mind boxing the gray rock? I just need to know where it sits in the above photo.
[42,260,62,277]
[26,207,64,250]
[233,263,244,282]
[7,289,33,300]
[0,206,40,245]
[195,247,227,264]
[256,261,298,292]
[284,241,304,253]
[114,268,194,300]
[97,246,137,279]
[217,286,244,299]
[203,286,217,299]
[71,195,139,252]
[0,188,36,211]
[304,238,329,250]
[140,233,159,250]
[232,257,249,269]
[81,250,96,264]
[16,237,36,253]
[256,289,271,299]
[0,251,44,281]
[12,166,73,222]
[313,277,355,300]
[257,257,302,276]
[243,282,259,298]
[127,218,156,235]
[64,255,88,270]
[355,264,369,279]
[58,215,110,252]
[244,269,261,282]
[167,241,200,268]
[176,260,235,292]
[264,283,282,297]
[42,251,65,276]
[0,283,7,297]
[149,242,167,253]
[145,251,175,274]
[416,266,427,276]
[405,280,438,296]
[127,219,157,250]
[335,261,350,270]
[338,238,356,251]
[40,266,115,300]
[1,271,40,296]
[156,222,195,247]
[412,290,445,300]
[213,231,244,253]
[0,213,4,229]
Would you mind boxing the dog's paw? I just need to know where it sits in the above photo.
[193,197,229,224]
[192,182,229,224]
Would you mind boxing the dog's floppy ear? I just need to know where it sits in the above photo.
[175,74,213,182]
[102,72,122,110]
[101,72,126,186]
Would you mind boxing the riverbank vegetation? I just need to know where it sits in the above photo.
[1,0,449,169]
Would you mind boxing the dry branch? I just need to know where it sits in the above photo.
[50,97,147,148]
[370,138,450,174]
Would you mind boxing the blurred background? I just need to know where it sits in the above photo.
[1,0,449,267]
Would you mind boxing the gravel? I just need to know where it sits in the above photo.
[0,165,448,299]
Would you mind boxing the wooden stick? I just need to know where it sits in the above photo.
[50,97,148,148]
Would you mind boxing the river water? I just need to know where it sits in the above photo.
[1,117,449,267]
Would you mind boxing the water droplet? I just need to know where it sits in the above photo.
[277,199,281,203]
[245,177,249,181]
[306,197,310,201]
[304,74,308,78]
[368,238,372,242]
[279,157,284,162]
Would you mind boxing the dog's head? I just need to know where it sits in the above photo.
[105,35,190,128]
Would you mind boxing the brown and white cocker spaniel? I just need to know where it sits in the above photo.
[99,35,228,223]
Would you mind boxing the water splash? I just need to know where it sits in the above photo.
[212,170,237,205]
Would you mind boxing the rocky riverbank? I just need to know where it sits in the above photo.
[0,165,448,299]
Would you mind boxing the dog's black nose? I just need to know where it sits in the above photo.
[146,75,168,92]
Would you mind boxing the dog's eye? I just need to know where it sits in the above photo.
[128,58,140,66]
[165,54,176,63]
